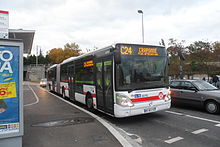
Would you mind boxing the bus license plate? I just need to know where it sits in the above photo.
[144,107,157,113]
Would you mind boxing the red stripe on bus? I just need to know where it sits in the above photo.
[0,10,9,14]
[130,95,167,103]
[60,87,70,90]
[83,92,96,98]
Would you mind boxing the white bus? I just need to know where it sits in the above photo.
[47,43,171,117]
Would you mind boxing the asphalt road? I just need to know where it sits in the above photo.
[23,82,122,147]
[23,82,220,147]
[101,104,220,147]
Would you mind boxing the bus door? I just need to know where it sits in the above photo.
[52,69,56,91]
[68,65,75,100]
[95,57,114,114]
[52,79,55,91]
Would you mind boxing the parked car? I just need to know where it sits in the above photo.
[40,78,47,87]
[170,79,220,114]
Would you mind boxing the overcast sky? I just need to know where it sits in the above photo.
[1,0,220,54]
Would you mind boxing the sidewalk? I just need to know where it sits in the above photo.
[23,82,122,147]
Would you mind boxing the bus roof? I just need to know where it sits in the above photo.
[47,64,57,70]
[49,43,166,66]
[59,45,114,65]
[61,57,77,65]
[115,42,165,48]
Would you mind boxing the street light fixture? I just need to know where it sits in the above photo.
[138,10,144,43]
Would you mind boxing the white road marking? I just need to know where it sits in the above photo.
[185,114,220,124]
[165,110,220,124]
[164,137,184,144]
[165,110,184,116]
[24,84,39,107]
[118,128,142,146]
[37,86,133,147]
[215,124,220,127]
[192,129,208,134]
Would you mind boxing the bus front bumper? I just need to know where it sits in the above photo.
[114,100,171,118]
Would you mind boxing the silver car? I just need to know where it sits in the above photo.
[40,78,47,87]
[170,80,220,114]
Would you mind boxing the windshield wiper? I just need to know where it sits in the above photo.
[128,87,143,93]
[128,88,135,93]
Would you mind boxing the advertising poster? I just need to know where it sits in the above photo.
[0,45,19,135]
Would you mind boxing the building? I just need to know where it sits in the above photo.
[9,29,45,81]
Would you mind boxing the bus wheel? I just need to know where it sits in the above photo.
[86,96,94,111]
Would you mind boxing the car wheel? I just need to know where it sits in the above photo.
[205,101,220,114]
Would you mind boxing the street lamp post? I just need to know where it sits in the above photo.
[36,45,38,66]
[138,10,144,43]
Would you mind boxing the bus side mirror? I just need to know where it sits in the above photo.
[114,50,121,64]
[167,56,170,66]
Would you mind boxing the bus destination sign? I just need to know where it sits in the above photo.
[117,44,165,56]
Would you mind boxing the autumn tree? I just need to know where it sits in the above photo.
[167,38,186,78]
[186,41,213,77]
[212,41,220,61]
[48,43,81,64]
[47,48,63,64]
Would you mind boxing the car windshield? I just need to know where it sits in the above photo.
[192,80,218,91]
[41,79,47,82]
[115,55,169,91]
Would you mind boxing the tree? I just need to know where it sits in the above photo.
[167,38,186,78]
[48,43,81,64]
[23,54,50,65]
[47,48,63,64]
[159,39,166,47]
[186,41,213,77]
[212,41,220,61]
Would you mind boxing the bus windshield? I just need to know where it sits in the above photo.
[116,55,168,91]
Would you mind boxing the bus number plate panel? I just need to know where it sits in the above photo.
[144,107,157,113]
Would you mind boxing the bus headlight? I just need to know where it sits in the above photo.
[165,90,171,101]
[116,94,134,107]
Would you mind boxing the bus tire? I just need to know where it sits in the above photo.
[86,94,94,111]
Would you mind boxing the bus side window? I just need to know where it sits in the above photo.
[75,64,83,93]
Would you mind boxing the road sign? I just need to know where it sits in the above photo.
[0,10,9,39]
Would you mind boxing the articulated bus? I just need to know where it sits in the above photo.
[47,43,171,117]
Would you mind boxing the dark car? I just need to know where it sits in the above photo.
[170,79,220,114]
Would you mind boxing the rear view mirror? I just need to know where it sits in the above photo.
[114,49,121,64]
[167,56,170,66]
[189,87,197,91]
